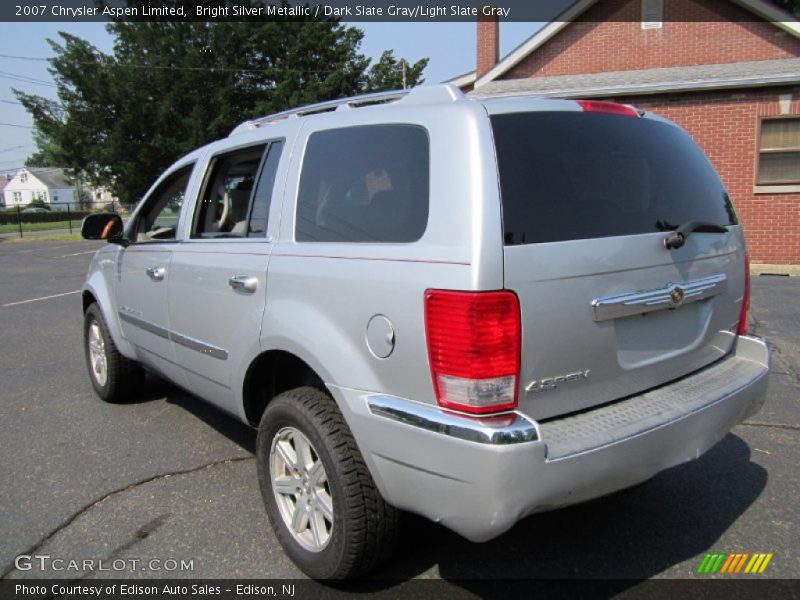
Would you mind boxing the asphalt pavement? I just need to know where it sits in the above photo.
[0,239,797,588]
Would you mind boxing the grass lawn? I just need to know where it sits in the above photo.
[0,220,77,234]
[3,232,83,243]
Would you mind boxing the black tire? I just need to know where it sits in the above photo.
[256,386,400,579]
[83,303,144,403]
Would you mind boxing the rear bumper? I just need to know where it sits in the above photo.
[330,335,769,542]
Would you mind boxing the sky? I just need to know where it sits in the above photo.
[0,21,539,174]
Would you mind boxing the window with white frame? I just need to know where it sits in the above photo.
[641,0,663,29]
[19,172,27,183]
[13,192,22,203]
[756,117,800,187]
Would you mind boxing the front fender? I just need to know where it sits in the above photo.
[83,251,135,359]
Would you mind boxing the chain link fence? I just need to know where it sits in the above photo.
[0,202,132,239]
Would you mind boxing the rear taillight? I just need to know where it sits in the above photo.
[738,252,750,335]
[424,290,520,414]
[577,99,639,118]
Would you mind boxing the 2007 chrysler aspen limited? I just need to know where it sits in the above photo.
[80,85,770,579]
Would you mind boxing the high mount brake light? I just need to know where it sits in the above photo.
[424,290,520,414]
[577,100,640,118]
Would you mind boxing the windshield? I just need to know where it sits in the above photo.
[491,111,738,245]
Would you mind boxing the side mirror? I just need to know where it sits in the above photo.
[81,213,127,245]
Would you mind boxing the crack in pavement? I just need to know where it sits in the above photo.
[740,422,800,432]
[0,456,255,579]
[773,348,800,387]
[750,316,800,386]
[105,513,171,563]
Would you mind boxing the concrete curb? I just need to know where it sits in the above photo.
[751,263,800,277]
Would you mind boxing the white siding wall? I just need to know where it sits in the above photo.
[4,173,49,206]
[48,188,75,211]
[3,169,76,211]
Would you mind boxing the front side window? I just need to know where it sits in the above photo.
[296,124,429,243]
[756,117,800,187]
[191,141,284,239]
[131,164,193,243]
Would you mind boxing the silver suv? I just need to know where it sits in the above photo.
[80,84,769,579]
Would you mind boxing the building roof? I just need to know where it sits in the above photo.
[449,0,800,89]
[469,57,800,98]
[26,167,73,189]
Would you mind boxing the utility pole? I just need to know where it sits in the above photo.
[401,59,407,90]
[75,171,84,211]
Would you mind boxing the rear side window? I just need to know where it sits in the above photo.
[296,124,429,243]
[491,112,738,245]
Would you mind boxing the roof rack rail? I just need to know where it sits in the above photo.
[229,84,464,136]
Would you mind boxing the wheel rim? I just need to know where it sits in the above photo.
[270,427,333,552]
[87,320,108,387]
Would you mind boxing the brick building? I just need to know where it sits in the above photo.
[451,0,800,268]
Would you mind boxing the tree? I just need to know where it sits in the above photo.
[25,119,64,168]
[771,0,800,15]
[15,6,427,205]
[365,50,429,92]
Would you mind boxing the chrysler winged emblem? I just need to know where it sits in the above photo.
[591,274,727,321]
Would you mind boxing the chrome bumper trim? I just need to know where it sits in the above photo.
[366,395,540,445]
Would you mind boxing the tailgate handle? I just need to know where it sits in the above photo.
[591,274,728,322]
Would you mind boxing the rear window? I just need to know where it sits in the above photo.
[491,112,738,245]
[296,124,429,243]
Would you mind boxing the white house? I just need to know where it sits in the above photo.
[3,167,76,211]
[85,183,119,210]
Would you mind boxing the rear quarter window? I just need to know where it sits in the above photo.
[491,112,738,245]
[296,124,429,243]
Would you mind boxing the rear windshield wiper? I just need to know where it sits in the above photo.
[664,220,729,250]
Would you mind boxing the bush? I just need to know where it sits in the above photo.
[26,199,50,210]
[0,210,92,225]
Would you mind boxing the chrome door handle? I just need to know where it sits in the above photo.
[229,275,258,293]
[146,267,166,281]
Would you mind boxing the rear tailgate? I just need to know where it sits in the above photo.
[491,106,746,421]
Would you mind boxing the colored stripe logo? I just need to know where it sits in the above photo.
[696,552,773,574]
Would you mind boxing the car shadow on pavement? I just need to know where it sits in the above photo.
[130,374,257,454]
[117,376,767,589]
[363,433,766,589]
